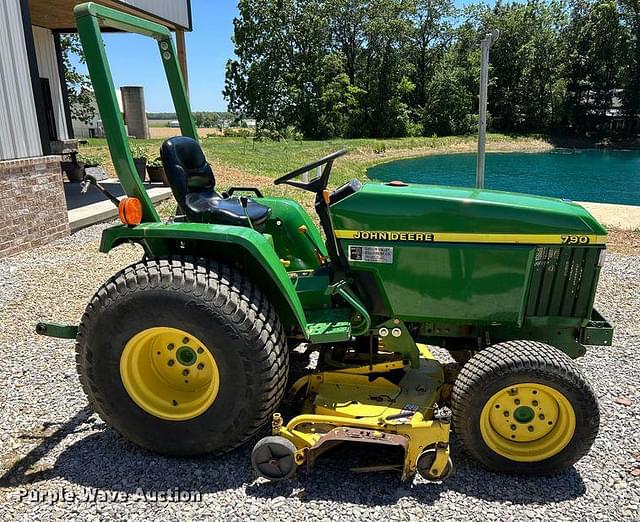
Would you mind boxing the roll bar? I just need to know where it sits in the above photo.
[74,2,197,222]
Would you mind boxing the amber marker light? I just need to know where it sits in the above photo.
[118,197,143,225]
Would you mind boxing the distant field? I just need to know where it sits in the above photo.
[149,127,222,139]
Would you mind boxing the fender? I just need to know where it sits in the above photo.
[100,222,309,336]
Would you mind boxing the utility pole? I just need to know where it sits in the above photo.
[476,29,499,189]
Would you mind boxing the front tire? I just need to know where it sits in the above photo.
[76,257,288,456]
[451,340,599,474]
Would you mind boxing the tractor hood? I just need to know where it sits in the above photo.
[330,182,607,240]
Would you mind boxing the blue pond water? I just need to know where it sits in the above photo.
[367,150,640,205]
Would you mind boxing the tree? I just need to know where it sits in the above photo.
[467,0,569,132]
[315,54,362,138]
[358,0,415,137]
[406,0,456,111]
[223,0,637,139]
[516,0,569,130]
[224,0,298,133]
[325,0,368,85]
[423,51,476,135]
[565,0,628,134]
[618,0,640,132]
[59,34,96,125]
[224,0,331,137]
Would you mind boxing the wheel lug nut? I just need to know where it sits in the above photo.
[168,360,175,366]
[197,347,204,354]
[197,363,204,370]
[503,411,509,417]
[182,369,189,376]
[167,343,174,350]
[183,337,189,344]
[539,414,545,420]
[532,400,538,406]
[510,424,516,431]
[514,399,520,405]
[528,426,534,432]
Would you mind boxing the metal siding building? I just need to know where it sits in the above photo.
[33,26,70,142]
[0,0,43,160]
[0,0,191,162]
[0,0,191,257]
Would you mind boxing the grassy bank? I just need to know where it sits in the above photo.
[82,133,550,189]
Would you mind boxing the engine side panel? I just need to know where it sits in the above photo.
[343,243,534,324]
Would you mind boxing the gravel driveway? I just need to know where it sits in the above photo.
[0,222,638,521]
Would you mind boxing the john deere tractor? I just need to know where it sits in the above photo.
[37,3,613,482]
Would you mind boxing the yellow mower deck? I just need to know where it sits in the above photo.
[270,345,452,481]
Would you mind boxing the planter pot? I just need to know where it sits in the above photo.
[147,165,168,185]
[133,157,147,182]
[62,161,85,183]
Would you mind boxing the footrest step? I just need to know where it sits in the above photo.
[306,308,352,344]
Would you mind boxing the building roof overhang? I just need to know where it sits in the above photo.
[28,0,192,32]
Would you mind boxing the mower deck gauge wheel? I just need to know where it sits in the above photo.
[251,436,298,481]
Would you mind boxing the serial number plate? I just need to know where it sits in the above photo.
[348,245,393,264]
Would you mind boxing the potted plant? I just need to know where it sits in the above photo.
[71,152,104,182]
[146,157,168,185]
[80,152,104,168]
[130,144,148,182]
[62,151,85,183]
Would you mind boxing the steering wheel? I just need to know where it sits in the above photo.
[274,149,347,193]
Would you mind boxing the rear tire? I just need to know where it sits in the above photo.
[451,340,598,474]
[76,257,288,456]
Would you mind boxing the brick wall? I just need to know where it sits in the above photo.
[0,156,69,258]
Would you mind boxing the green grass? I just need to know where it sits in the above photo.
[83,133,548,188]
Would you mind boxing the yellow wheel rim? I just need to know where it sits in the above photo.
[120,327,219,421]
[480,383,576,462]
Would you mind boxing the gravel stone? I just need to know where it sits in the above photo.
[0,221,639,521]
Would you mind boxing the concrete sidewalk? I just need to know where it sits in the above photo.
[579,201,640,231]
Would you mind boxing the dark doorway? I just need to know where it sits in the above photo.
[40,78,58,141]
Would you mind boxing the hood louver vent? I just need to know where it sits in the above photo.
[526,246,602,319]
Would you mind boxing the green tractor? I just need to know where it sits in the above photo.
[38,3,613,482]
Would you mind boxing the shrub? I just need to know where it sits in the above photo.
[223,127,254,138]
[78,152,104,167]
[147,157,163,168]
[129,144,149,159]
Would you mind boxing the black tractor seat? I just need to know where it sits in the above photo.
[160,136,271,228]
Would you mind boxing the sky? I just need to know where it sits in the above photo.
[98,0,479,113]
[100,0,239,112]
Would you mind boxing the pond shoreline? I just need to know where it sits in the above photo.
[545,134,640,150]
[362,139,640,173]
[358,135,640,175]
